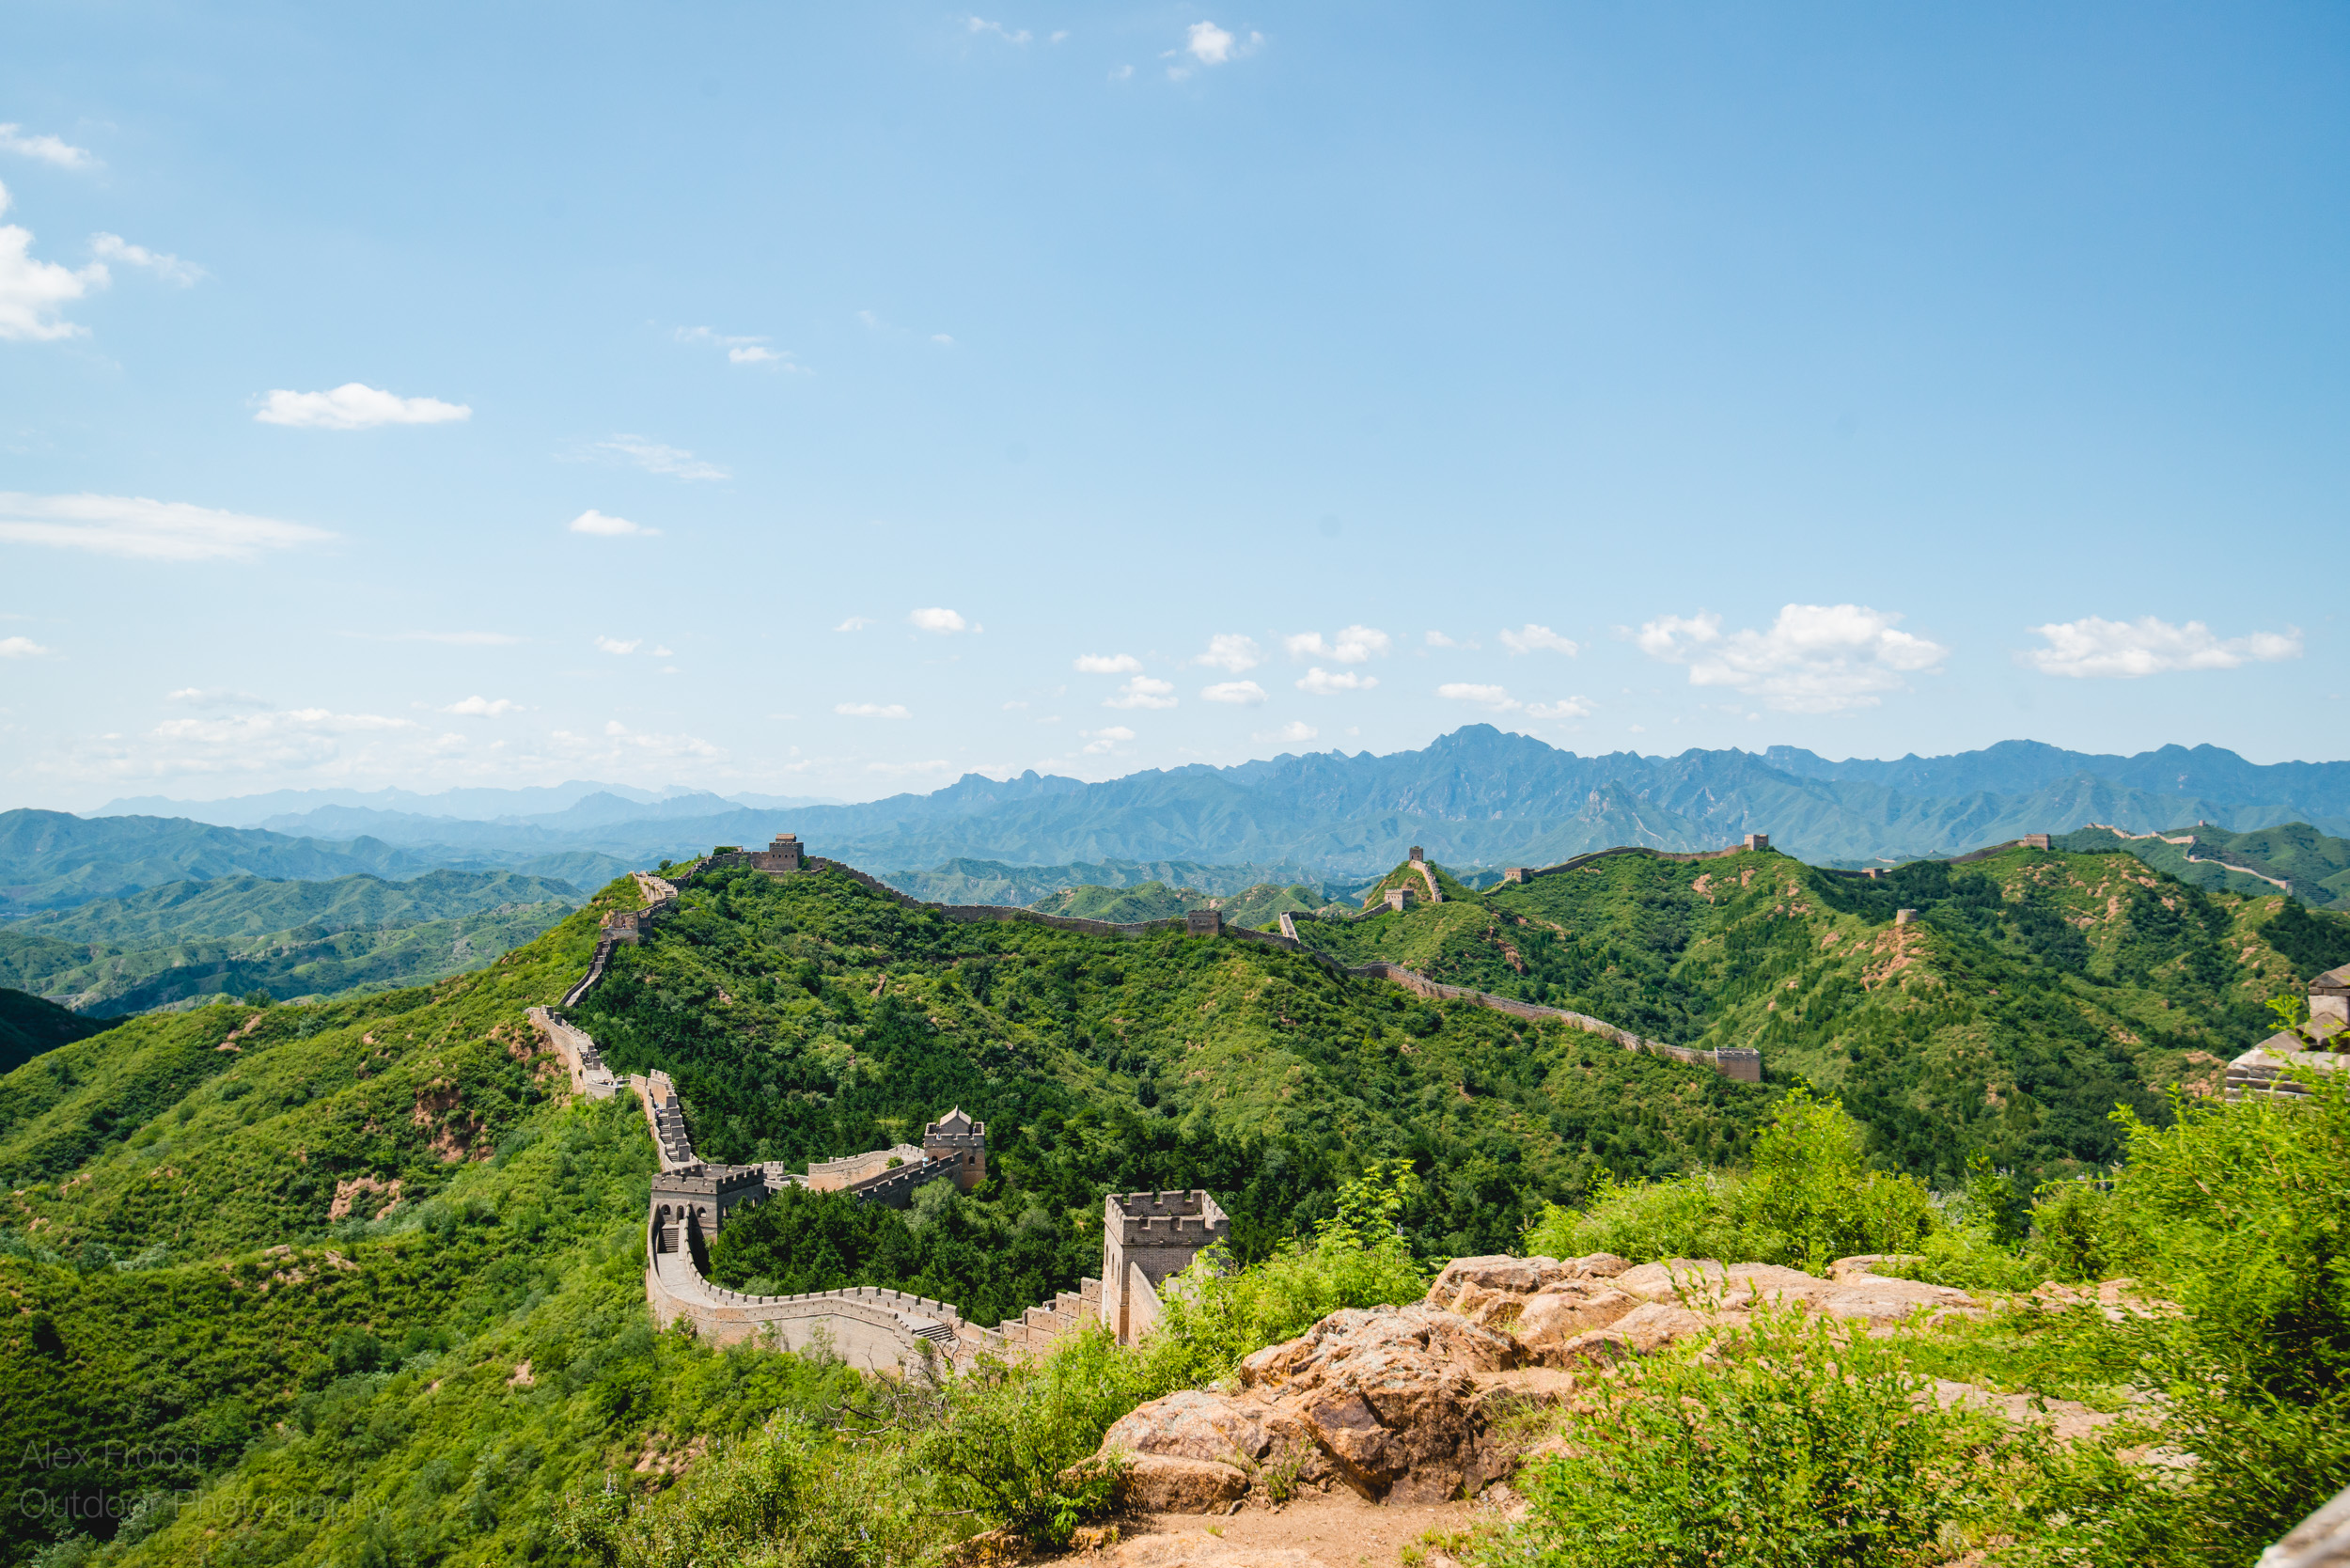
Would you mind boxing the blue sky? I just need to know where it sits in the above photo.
[2,3,2343,810]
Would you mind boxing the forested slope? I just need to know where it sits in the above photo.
[1297,843,2350,1184]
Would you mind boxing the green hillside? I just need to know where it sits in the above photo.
[2057,820,2350,908]
[0,870,584,1013]
[1025,879,1196,921]
[1296,843,2322,1184]
[4,840,2336,1565]
[0,987,117,1074]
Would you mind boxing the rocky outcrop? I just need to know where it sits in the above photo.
[1081,1254,1991,1515]
[1085,1305,1532,1511]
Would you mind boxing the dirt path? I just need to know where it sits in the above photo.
[1066,1492,1499,1568]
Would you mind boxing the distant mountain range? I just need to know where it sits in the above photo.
[23,729,2350,902]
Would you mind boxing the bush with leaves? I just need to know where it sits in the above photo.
[1521,1090,1935,1272]
[1488,1306,2023,1568]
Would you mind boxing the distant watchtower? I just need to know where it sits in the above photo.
[922,1107,989,1192]
[749,834,806,874]
[1102,1190,1229,1343]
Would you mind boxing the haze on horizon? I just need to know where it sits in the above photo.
[3,4,2343,813]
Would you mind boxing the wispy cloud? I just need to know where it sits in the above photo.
[1166,20,1262,78]
[1195,633,1261,672]
[570,509,658,537]
[910,607,971,634]
[1499,623,1579,656]
[1285,625,1389,664]
[1075,652,1142,674]
[0,635,52,657]
[836,617,873,632]
[444,696,520,715]
[1104,676,1177,710]
[837,701,912,719]
[1635,604,1947,713]
[0,125,99,172]
[1438,682,1518,712]
[166,687,267,708]
[0,492,331,561]
[256,384,471,430]
[1253,720,1317,745]
[593,636,641,654]
[968,16,1031,43]
[1201,680,1265,705]
[1527,698,1593,719]
[586,435,728,482]
[2021,615,2302,679]
[674,325,807,370]
[90,232,203,286]
[0,181,106,340]
[1081,725,1136,754]
[1297,667,1376,695]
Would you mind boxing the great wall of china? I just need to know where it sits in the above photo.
[526,833,1794,1372]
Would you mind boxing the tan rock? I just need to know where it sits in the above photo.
[1513,1286,1638,1354]
[1552,1301,1718,1365]
[1120,1454,1252,1513]
[1104,1389,1272,1469]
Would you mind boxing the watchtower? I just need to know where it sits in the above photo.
[1743,834,1770,852]
[1185,908,1224,936]
[1102,1190,1229,1343]
[750,833,806,874]
[922,1106,989,1192]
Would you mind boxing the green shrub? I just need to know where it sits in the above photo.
[1487,1307,2021,1568]
[917,1327,1149,1547]
[1521,1090,1935,1273]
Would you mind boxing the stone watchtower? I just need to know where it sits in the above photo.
[921,1107,989,1192]
[1102,1190,1230,1343]
[749,833,806,874]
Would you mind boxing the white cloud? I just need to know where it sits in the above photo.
[1201,680,1266,705]
[0,182,106,340]
[1105,676,1178,710]
[1081,724,1136,754]
[587,435,728,482]
[444,696,520,715]
[1424,631,1461,649]
[675,325,806,371]
[1110,63,1135,80]
[1075,652,1142,674]
[256,384,471,430]
[1285,625,1389,664]
[137,705,426,776]
[1297,666,1376,695]
[1195,633,1261,672]
[1178,20,1261,65]
[0,125,99,172]
[932,334,954,346]
[1254,720,1317,745]
[1635,604,1948,713]
[1527,698,1594,720]
[593,636,641,654]
[837,702,912,718]
[89,232,203,286]
[1499,623,1579,656]
[0,635,52,657]
[969,16,1032,42]
[1438,682,1519,712]
[0,492,331,560]
[910,606,969,634]
[651,645,674,657]
[836,617,872,632]
[569,509,658,537]
[2021,616,2304,679]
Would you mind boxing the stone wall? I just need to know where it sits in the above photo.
[1103,1190,1228,1343]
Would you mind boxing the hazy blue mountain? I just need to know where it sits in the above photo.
[91,779,692,826]
[12,869,584,946]
[0,811,436,915]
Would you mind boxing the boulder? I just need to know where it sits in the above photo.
[1120,1454,1252,1513]
[1512,1285,1640,1358]
[1551,1301,1718,1365]
[1103,1389,1271,1469]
